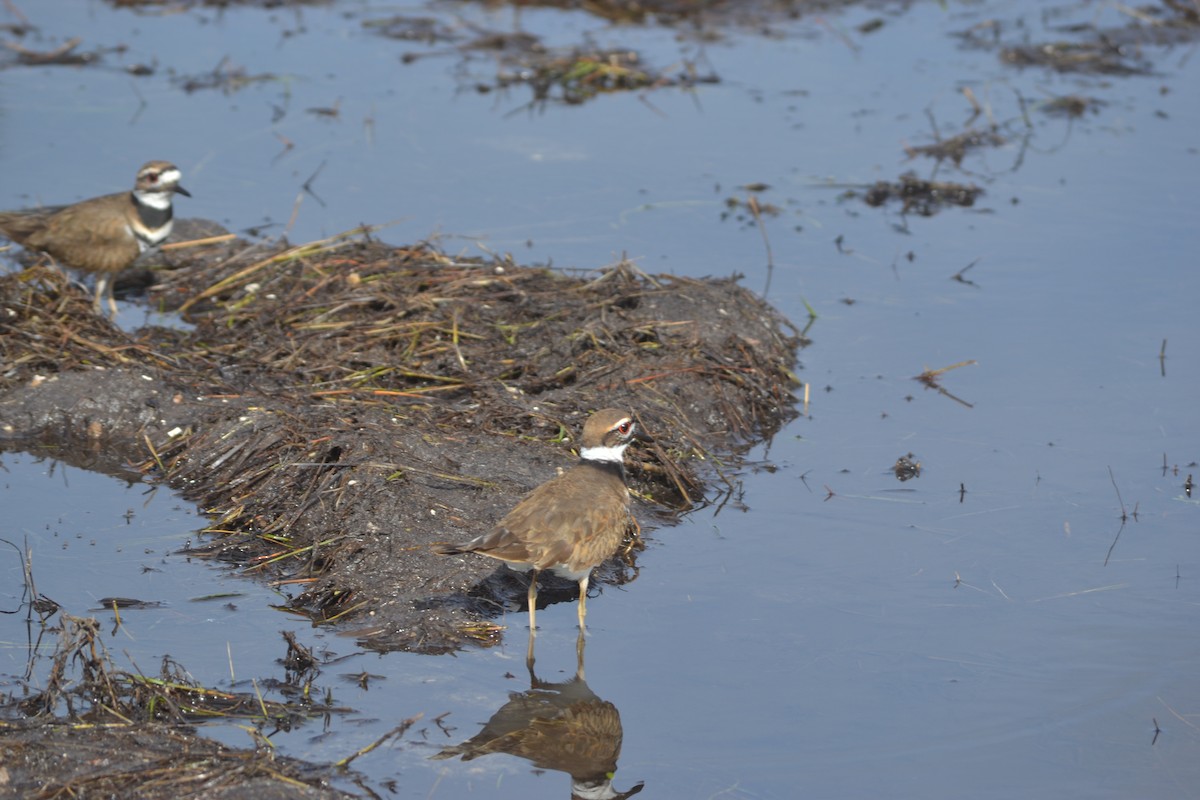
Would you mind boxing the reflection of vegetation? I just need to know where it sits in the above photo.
[859,172,982,216]
[17,613,340,725]
[0,611,356,798]
[362,14,458,44]
[1037,93,1102,119]
[172,56,280,94]
[999,40,1149,75]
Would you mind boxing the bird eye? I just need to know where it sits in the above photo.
[618,420,632,435]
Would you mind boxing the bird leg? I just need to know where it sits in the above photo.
[527,568,539,633]
[93,274,117,317]
[577,574,589,631]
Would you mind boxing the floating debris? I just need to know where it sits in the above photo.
[905,128,1006,167]
[892,453,921,482]
[861,172,983,216]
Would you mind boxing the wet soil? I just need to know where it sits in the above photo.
[0,223,801,643]
[0,721,357,799]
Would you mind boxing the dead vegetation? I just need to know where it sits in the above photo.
[0,613,357,799]
[11,614,338,726]
[0,230,802,652]
[0,723,357,799]
[958,0,1200,75]
[371,14,720,108]
[858,172,983,216]
[172,56,280,95]
[841,1,1200,219]
[914,359,976,409]
[904,127,1007,168]
[491,46,717,107]
[0,36,101,66]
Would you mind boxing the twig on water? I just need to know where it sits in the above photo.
[746,193,775,297]
[1103,466,1137,566]
[951,258,981,287]
[1108,462,1128,525]
[914,360,977,408]
[336,713,423,768]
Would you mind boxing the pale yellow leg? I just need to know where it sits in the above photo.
[527,569,539,632]
[94,274,118,318]
[93,275,108,316]
[577,574,589,631]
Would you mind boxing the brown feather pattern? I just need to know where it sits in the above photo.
[0,160,189,315]
[435,408,637,628]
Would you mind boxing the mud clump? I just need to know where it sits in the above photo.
[0,614,357,799]
[0,229,802,653]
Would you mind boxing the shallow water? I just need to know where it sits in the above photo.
[2,0,1199,797]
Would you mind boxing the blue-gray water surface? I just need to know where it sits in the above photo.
[1,1,1198,797]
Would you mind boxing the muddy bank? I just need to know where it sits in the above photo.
[0,229,802,652]
[0,230,800,795]
[0,721,357,799]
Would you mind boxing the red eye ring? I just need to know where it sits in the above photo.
[618,420,633,435]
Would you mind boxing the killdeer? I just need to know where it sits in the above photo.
[435,408,638,631]
[0,160,191,316]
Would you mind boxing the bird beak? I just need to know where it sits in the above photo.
[175,185,192,198]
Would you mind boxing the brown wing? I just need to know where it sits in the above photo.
[486,475,582,568]
[26,194,141,271]
[438,461,630,571]
[432,477,571,566]
[495,465,629,572]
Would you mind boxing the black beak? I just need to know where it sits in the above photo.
[175,185,192,198]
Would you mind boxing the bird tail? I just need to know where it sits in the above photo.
[0,210,55,243]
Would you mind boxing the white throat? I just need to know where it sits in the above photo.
[134,189,174,210]
[580,443,629,464]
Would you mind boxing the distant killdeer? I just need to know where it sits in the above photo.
[0,160,191,316]
[436,408,638,631]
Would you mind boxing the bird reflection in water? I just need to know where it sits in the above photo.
[432,629,644,799]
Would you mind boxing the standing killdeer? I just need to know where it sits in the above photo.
[435,408,638,631]
[0,160,191,316]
